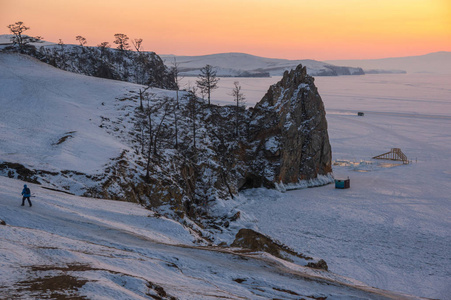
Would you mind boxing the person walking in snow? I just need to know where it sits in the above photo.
[21,184,32,207]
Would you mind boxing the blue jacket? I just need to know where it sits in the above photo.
[22,185,31,197]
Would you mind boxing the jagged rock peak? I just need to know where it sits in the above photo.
[246,64,333,190]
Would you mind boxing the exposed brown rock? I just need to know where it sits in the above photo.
[231,228,313,262]
[244,64,332,189]
[307,259,329,271]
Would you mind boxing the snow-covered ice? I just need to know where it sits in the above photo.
[207,73,451,299]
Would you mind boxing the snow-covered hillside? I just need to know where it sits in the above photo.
[160,52,364,77]
[0,53,167,194]
[0,176,425,299]
[0,53,132,173]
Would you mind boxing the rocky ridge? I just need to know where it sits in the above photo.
[7,43,176,89]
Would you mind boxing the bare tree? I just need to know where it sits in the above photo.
[139,93,175,181]
[185,88,201,153]
[152,98,172,155]
[231,81,246,137]
[97,41,110,56]
[171,57,184,106]
[143,93,156,182]
[131,39,146,84]
[132,38,143,52]
[98,41,110,48]
[196,64,219,105]
[134,118,146,154]
[58,39,64,50]
[139,88,144,111]
[7,21,30,49]
[113,33,130,51]
[75,35,87,46]
[171,57,184,149]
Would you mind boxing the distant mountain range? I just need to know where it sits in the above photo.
[161,51,451,77]
[326,51,451,75]
[160,53,365,77]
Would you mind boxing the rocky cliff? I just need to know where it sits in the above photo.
[21,44,176,89]
[244,64,333,190]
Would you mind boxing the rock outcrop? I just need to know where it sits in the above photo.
[307,259,329,271]
[242,64,332,190]
[231,228,328,270]
[231,229,310,258]
[19,44,176,89]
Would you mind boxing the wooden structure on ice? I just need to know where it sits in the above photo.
[372,148,409,164]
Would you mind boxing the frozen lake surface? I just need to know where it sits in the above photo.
[182,73,451,116]
[190,73,451,299]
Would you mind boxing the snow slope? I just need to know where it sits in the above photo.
[0,176,424,299]
[0,52,178,194]
[0,53,134,173]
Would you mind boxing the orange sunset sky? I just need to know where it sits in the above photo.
[1,0,450,60]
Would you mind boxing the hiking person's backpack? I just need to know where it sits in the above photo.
[25,187,30,195]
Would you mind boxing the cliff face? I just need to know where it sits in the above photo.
[24,44,176,89]
[243,65,332,190]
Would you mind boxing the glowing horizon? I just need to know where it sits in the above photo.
[1,0,450,60]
